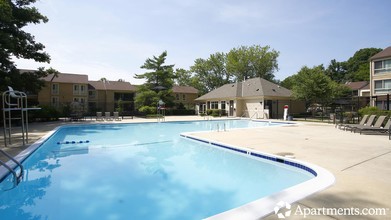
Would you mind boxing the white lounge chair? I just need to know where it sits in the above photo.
[96,112,104,121]
[105,112,113,121]
[113,112,121,121]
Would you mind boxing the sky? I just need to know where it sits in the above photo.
[14,0,391,84]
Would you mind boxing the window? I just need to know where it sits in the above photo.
[182,94,186,101]
[374,59,391,74]
[211,101,219,109]
[51,83,59,95]
[374,79,391,94]
[114,93,134,101]
[73,85,79,95]
[376,101,391,110]
[89,91,96,99]
[221,101,226,110]
[80,85,86,94]
[73,97,86,104]
[176,94,180,100]
[73,84,87,95]
[51,96,59,107]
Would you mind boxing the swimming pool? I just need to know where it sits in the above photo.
[0,120,334,219]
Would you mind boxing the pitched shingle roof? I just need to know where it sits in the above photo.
[172,85,198,94]
[370,46,391,60]
[195,77,291,101]
[88,80,136,91]
[344,81,369,90]
[41,73,89,84]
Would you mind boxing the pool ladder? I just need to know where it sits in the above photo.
[216,123,226,132]
[0,149,24,185]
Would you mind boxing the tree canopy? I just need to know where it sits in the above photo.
[179,45,280,95]
[289,65,351,109]
[189,52,230,95]
[134,51,175,113]
[226,45,279,81]
[344,48,382,81]
[0,0,53,92]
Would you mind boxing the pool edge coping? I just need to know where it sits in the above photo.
[179,132,335,220]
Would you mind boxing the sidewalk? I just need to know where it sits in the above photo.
[189,121,391,219]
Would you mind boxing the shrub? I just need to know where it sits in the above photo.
[139,106,156,115]
[31,105,60,121]
[205,109,226,117]
[211,109,220,117]
[358,106,391,117]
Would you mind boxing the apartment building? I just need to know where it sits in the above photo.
[38,73,89,111]
[88,80,136,113]
[370,46,391,110]
[172,85,199,109]
[35,72,198,115]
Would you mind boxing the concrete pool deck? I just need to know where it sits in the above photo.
[1,116,390,219]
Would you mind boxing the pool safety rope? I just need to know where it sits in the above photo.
[57,140,90,145]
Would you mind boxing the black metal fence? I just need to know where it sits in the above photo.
[0,100,197,123]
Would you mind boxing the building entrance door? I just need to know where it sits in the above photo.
[229,100,234,116]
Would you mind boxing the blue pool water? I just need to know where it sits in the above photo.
[0,120,313,220]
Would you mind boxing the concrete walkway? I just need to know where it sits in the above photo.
[190,121,391,220]
[1,117,390,219]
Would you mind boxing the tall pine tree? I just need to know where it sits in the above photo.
[134,51,176,113]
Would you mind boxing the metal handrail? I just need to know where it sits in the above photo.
[240,110,248,118]
[0,149,24,185]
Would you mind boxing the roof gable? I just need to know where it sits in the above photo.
[370,46,391,60]
[88,81,136,91]
[196,77,292,101]
[172,85,198,94]
[196,82,240,100]
[42,73,89,84]
[344,81,369,90]
[242,78,292,97]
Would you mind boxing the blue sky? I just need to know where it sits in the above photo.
[15,0,391,84]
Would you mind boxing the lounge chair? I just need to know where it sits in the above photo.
[105,112,113,121]
[337,115,368,130]
[359,117,391,135]
[96,112,104,121]
[352,115,386,133]
[345,115,376,132]
[113,112,122,121]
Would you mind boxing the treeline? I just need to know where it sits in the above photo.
[175,47,382,96]
[174,45,279,95]
[280,48,382,109]
[133,46,382,112]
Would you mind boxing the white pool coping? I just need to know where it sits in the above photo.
[179,132,335,220]
[0,128,58,181]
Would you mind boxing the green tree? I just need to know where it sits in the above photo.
[134,51,175,112]
[291,65,336,110]
[174,68,193,86]
[325,59,347,83]
[226,45,279,81]
[344,48,382,81]
[0,0,53,92]
[190,52,231,95]
[280,75,296,90]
